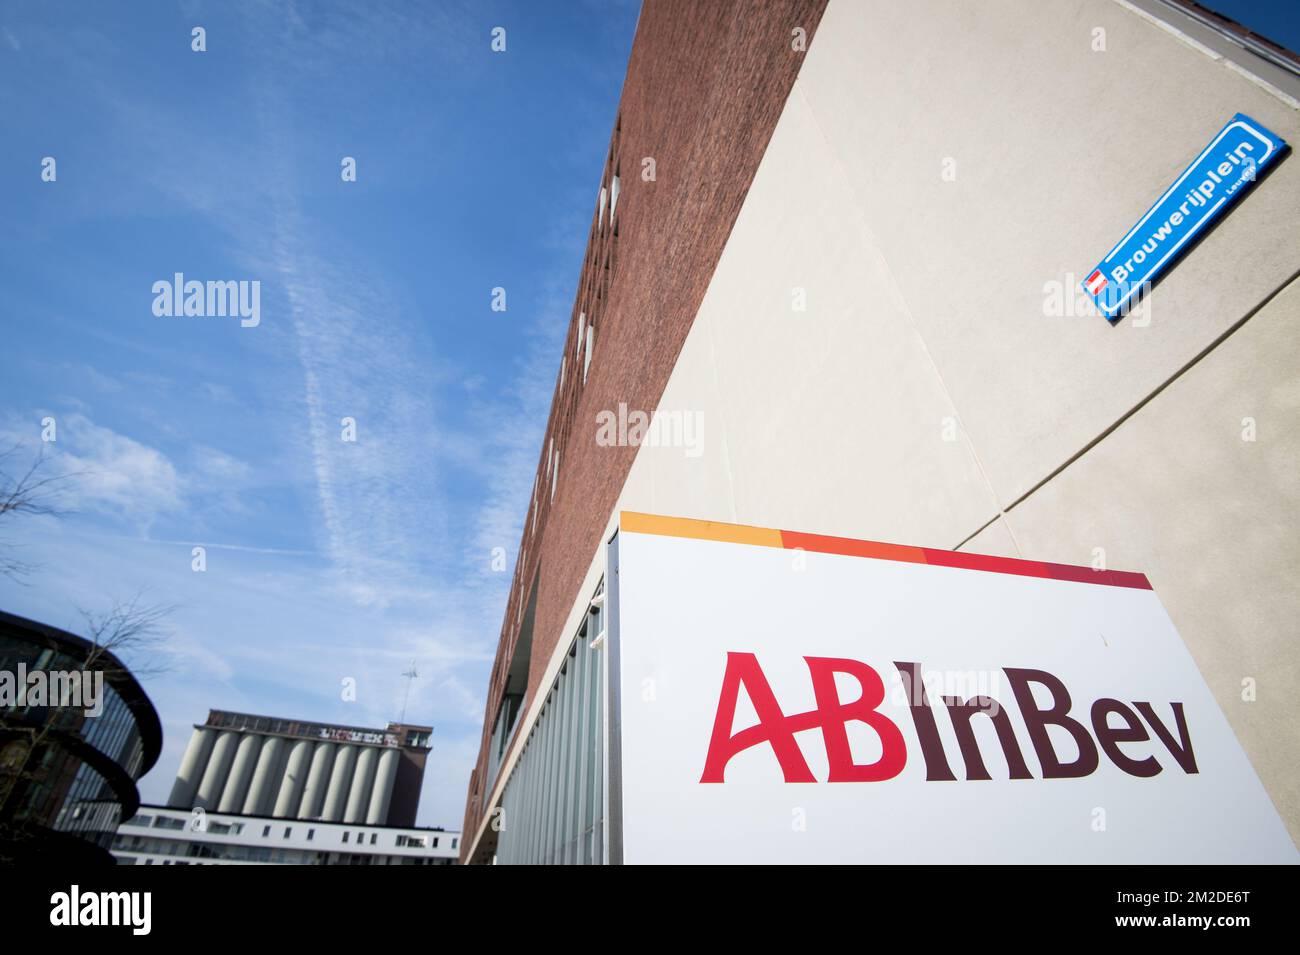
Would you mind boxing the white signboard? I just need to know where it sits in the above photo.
[609,512,1296,864]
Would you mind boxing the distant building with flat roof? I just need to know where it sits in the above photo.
[168,709,432,827]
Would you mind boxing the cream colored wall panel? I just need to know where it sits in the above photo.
[799,0,1300,505]
[644,87,1000,547]
[999,280,1300,841]
[958,515,1021,557]
[617,332,743,524]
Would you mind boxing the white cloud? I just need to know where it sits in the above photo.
[40,413,182,519]
[163,631,236,683]
[190,445,253,487]
[0,414,269,534]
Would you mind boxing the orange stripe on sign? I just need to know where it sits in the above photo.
[618,512,1153,590]
[779,530,928,566]
[619,512,784,549]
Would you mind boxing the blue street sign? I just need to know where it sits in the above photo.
[1082,113,1288,322]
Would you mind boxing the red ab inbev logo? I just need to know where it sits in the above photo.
[700,653,1198,784]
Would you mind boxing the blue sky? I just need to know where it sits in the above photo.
[1209,0,1300,54]
[0,0,639,829]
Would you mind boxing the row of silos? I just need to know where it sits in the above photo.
[167,727,400,825]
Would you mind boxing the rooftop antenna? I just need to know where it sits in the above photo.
[398,659,418,725]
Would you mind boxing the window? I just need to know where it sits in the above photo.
[283,827,292,838]
[153,816,185,830]
[307,829,315,841]
[493,582,605,864]
[583,326,594,384]
[370,833,377,845]
[484,575,537,801]
[610,174,620,220]
[343,832,349,844]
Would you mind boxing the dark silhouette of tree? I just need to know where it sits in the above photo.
[0,443,77,582]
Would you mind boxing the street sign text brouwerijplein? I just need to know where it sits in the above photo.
[608,511,1296,864]
[1082,113,1287,322]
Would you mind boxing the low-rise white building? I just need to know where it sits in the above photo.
[113,804,459,866]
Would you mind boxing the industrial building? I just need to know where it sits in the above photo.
[461,0,1300,863]
[112,804,458,865]
[167,710,432,827]
[116,708,460,865]
[0,609,162,864]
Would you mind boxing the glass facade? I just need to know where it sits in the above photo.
[4,742,123,848]
[0,612,160,863]
[0,637,146,778]
[494,588,606,864]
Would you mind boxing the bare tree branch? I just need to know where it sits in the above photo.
[0,443,76,519]
[78,590,178,679]
[0,444,83,582]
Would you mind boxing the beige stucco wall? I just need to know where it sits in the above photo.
[613,0,1300,842]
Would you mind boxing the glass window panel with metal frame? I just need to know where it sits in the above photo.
[494,583,605,864]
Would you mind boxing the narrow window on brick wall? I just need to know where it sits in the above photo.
[610,174,620,220]
[598,186,608,229]
[551,451,559,500]
[584,325,594,384]
[530,480,538,536]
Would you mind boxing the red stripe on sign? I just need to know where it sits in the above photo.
[780,530,929,566]
[1046,563,1152,590]
[1044,561,1113,586]
[920,547,1054,580]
